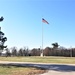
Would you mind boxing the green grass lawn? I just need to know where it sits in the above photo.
[0,56,75,64]
[0,66,45,75]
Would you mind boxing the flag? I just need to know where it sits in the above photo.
[42,18,49,24]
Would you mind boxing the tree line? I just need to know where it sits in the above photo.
[1,42,75,57]
[1,46,75,57]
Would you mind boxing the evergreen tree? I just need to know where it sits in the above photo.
[0,16,7,53]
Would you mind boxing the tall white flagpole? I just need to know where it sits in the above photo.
[40,18,49,57]
[41,18,44,57]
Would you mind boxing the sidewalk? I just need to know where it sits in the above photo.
[40,70,75,75]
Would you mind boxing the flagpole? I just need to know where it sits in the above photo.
[41,18,44,57]
[40,18,49,57]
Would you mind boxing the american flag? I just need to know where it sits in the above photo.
[42,18,49,24]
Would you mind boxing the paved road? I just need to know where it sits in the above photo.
[0,61,75,75]
[40,64,75,75]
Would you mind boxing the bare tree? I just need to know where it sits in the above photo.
[11,47,17,56]
[18,48,23,56]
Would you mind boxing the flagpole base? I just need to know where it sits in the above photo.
[40,53,43,57]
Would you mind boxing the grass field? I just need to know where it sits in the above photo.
[0,66,45,75]
[0,56,75,64]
